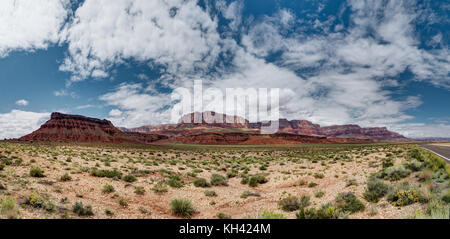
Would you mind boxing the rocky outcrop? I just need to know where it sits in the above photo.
[20,112,167,144]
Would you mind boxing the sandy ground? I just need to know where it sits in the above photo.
[0,142,429,219]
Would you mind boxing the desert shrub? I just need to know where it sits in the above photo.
[60,173,72,181]
[90,168,122,179]
[72,202,94,216]
[441,190,450,203]
[296,203,341,219]
[248,174,267,187]
[217,212,231,219]
[118,198,128,207]
[27,192,45,208]
[226,169,238,178]
[210,174,227,186]
[0,164,4,171]
[168,176,183,188]
[102,184,115,194]
[378,165,411,181]
[363,177,389,203]
[300,195,311,208]
[204,190,217,197]
[240,177,249,184]
[405,159,423,172]
[314,173,324,179]
[315,190,325,198]
[122,174,137,183]
[193,178,210,187]
[134,186,145,195]
[240,190,260,199]
[382,158,394,168]
[308,182,318,188]
[346,179,358,187]
[254,210,286,219]
[279,196,301,212]
[415,199,450,219]
[170,198,195,218]
[0,196,18,219]
[29,167,44,177]
[335,192,365,213]
[387,185,421,207]
[418,169,433,182]
[152,182,168,194]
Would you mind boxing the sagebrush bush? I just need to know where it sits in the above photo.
[335,192,365,213]
[363,177,389,203]
[27,192,45,208]
[72,202,94,216]
[170,198,195,218]
[193,178,210,187]
[152,182,168,194]
[296,203,341,219]
[122,174,137,183]
[29,168,44,177]
[210,174,227,186]
[102,184,115,194]
[0,196,18,219]
[278,196,301,212]
[254,210,286,219]
[378,165,411,181]
[204,190,217,197]
[168,176,183,188]
[60,173,72,181]
[217,212,231,219]
[387,183,423,207]
[90,168,122,179]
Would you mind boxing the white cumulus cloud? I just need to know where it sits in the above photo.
[15,99,29,106]
[0,110,50,139]
[0,0,70,57]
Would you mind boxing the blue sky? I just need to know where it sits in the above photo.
[0,0,449,138]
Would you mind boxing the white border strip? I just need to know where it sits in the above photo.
[420,145,450,163]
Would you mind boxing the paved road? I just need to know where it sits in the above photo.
[420,144,450,162]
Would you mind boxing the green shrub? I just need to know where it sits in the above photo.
[102,184,115,194]
[204,190,217,197]
[248,174,267,187]
[335,192,365,213]
[210,174,227,186]
[278,196,301,212]
[382,158,394,168]
[152,182,168,194]
[193,178,210,187]
[217,212,231,219]
[170,198,195,218]
[27,192,45,208]
[315,190,325,198]
[118,198,128,207]
[0,196,18,218]
[389,189,420,207]
[134,186,145,195]
[0,164,4,171]
[60,173,72,181]
[72,202,94,216]
[405,159,423,172]
[442,190,450,203]
[240,190,260,199]
[363,177,389,203]
[296,203,341,219]
[167,176,183,188]
[122,174,137,183]
[255,210,286,219]
[90,168,122,179]
[29,168,44,177]
[378,165,411,181]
